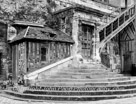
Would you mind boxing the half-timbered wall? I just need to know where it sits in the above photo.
[27,41,71,72]
[28,42,41,70]
[13,42,27,76]
[12,42,27,79]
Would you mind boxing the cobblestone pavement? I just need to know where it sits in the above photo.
[1,96,136,104]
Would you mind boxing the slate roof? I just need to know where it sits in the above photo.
[12,20,44,27]
[10,26,74,43]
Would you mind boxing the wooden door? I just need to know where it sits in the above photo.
[81,24,94,59]
[123,53,132,73]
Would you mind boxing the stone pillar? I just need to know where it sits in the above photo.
[71,15,80,56]
[92,25,96,60]
[93,26,101,62]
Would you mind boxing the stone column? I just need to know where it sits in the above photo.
[93,26,101,62]
[71,15,80,56]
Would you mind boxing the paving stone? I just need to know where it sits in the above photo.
[1,96,136,104]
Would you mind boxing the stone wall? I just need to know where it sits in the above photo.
[0,22,9,80]
[71,10,106,60]
[54,9,73,36]
[54,0,117,13]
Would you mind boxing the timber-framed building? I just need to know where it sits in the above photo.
[1,0,136,102]
[0,0,135,83]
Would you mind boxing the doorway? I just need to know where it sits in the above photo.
[81,24,94,60]
[123,53,132,73]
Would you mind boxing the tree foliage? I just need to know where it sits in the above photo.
[0,0,58,27]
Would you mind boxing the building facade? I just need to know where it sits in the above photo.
[0,0,135,80]
[7,21,74,80]
[52,0,135,73]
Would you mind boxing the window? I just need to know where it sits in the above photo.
[61,17,66,32]
[41,47,47,61]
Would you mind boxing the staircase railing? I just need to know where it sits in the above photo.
[99,4,136,53]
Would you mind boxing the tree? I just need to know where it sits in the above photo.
[0,0,57,25]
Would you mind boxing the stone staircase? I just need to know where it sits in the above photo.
[99,4,136,52]
[35,63,124,86]
[3,61,136,101]
[3,3,136,102]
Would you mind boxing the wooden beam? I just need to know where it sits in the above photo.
[24,42,27,74]
[120,39,134,42]
[127,26,135,38]
[130,21,136,34]
[124,27,132,40]
[122,29,127,40]
[132,19,136,30]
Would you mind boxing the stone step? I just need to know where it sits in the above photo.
[49,74,123,79]
[59,68,111,72]
[56,71,121,75]
[38,77,131,83]
[37,79,136,87]
[23,88,136,96]
[4,90,136,101]
[62,67,108,70]
[27,84,136,92]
